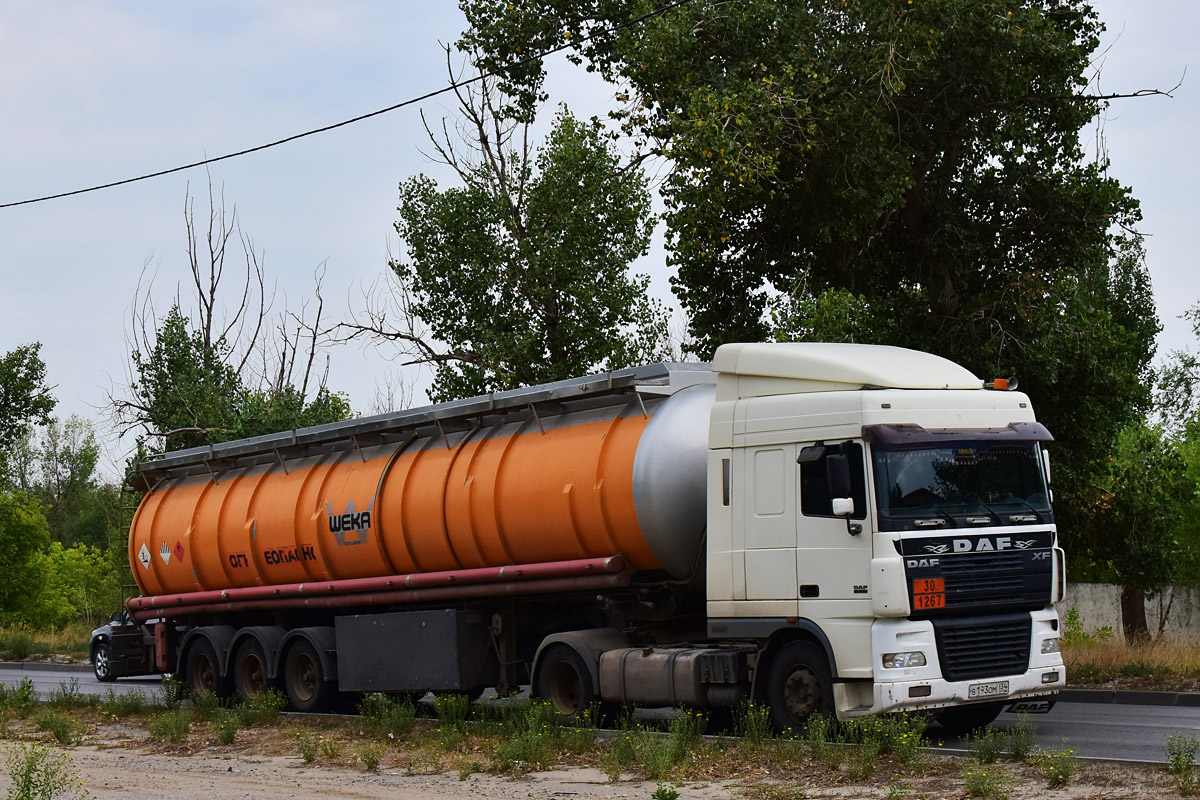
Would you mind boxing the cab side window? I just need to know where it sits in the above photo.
[800,442,867,519]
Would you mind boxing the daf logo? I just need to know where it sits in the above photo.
[953,536,1015,552]
[1014,539,1037,550]
[907,557,940,568]
[923,543,950,554]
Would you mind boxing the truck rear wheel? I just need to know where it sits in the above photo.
[766,641,834,734]
[184,639,230,699]
[283,639,334,713]
[534,644,597,719]
[233,639,272,701]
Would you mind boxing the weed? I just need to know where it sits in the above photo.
[212,708,239,745]
[155,676,186,708]
[639,734,676,781]
[740,786,808,800]
[34,709,84,745]
[843,713,928,768]
[846,739,880,780]
[1005,714,1037,761]
[296,729,319,764]
[0,627,37,661]
[1035,748,1078,788]
[734,701,773,747]
[1168,731,1200,795]
[359,741,384,772]
[239,688,286,726]
[46,679,92,709]
[358,693,417,738]
[147,707,192,744]
[667,708,707,764]
[1118,661,1172,678]
[2,742,87,800]
[601,730,639,781]
[456,759,481,780]
[803,714,842,769]
[886,776,909,799]
[962,765,1013,799]
[967,727,1005,764]
[320,736,342,760]
[99,687,146,719]
[189,691,227,722]
[652,781,680,800]
[433,693,471,732]
[1071,662,1100,680]
[0,678,37,718]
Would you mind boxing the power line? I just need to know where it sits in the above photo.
[0,0,696,210]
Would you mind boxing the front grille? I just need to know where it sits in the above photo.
[940,551,1031,608]
[934,614,1031,682]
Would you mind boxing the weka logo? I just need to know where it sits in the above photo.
[326,499,374,546]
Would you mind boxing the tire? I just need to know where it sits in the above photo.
[282,639,334,713]
[533,644,598,720]
[233,638,273,702]
[184,638,230,699]
[92,642,117,683]
[933,701,1005,734]
[765,641,834,735]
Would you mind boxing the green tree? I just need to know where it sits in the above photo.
[344,69,669,402]
[0,342,56,448]
[115,182,352,455]
[0,492,51,622]
[463,0,1160,564]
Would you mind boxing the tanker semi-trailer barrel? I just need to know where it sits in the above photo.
[128,377,715,596]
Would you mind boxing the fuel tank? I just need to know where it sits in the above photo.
[129,370,715,596]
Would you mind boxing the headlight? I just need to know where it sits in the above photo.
[1041,638,1060,654]
[882,651,927,669]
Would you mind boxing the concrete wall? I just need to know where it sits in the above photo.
[1064,583,1200,642]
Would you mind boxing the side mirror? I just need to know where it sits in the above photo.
[831,497,855,517]
[110,611,124,624]
[825,453,862,535]
[1042,450,1052,485]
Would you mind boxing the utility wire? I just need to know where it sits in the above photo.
[1,0,696,210]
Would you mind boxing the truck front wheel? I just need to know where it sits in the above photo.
[766,641,834,734]
[283,639,334,713]
[534,644,597,719]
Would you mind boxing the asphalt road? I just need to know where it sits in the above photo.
[0,663,1192,763]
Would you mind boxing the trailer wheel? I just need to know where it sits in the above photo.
[184,639,229,699]
[92,642,116,683]
[765,641,834,735]
[283,639,333,713]
[534,644,597,719]
[933,701,1005,734]
[233,639,272,701]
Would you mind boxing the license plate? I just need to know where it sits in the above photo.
[968,680,1010,699]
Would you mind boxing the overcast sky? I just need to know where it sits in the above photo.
[0,1,1195,473]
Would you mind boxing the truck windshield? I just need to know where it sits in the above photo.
[872,441,1050,527]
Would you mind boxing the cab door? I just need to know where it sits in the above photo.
[794,442,873,600]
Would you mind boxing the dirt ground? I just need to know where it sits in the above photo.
[0,715,1181,800]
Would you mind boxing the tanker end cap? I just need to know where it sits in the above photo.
[711,342,982,390]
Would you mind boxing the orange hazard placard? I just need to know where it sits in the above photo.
[913,593,946,610]
[912,578,944,595]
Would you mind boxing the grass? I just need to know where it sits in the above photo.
[0,622,92,661]
[1167,731,1200,796]
[1063,637,1200,687]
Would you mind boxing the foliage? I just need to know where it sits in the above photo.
[462,0,1160,570]
[147,707,192,744]
[128,307,353,454]
[1035,748,1078,788]
[2,743,86,800]
[0,343,56,451]
[733,701,773,747]
[212,709,240,745]
[962,765,1013,799]
[238,688,287,727]
[0,493,51,623]
[1157,302,1200,433]
[803,714,842,769]
[99,687,147,719]
[296,729,320,764]
[33,710,84,746]
[358,693,417,738]
[358,741,384,772]
[0,679,37,718]
[652,783,680,800]
[433,693,471,733]
[1168,732,1200,796]
[386,106,670,402]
